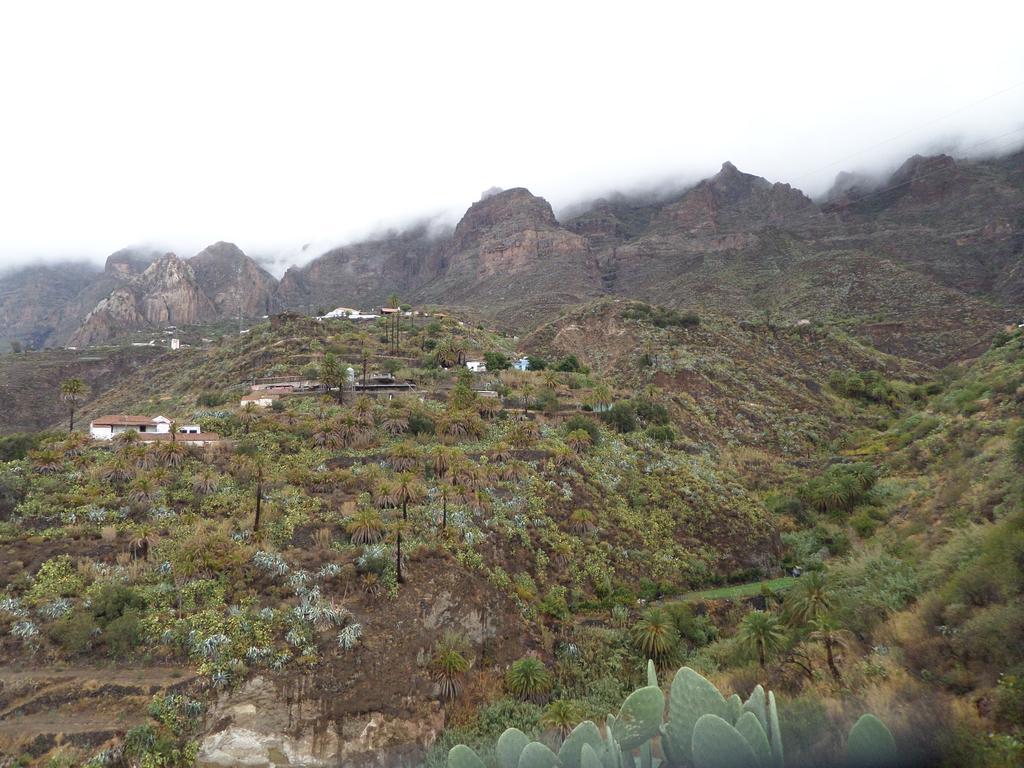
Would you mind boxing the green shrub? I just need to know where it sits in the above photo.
[25,555,84,606]
[647,425,676,443]
[196,391,227,407]
[600,403,637,433]
[0,433,44,462]
[49,610,99,654]
[408,411,436,436]
[484,352,511,371]
[563,415,600,445]
[555,355,583,373]
[526,356,548,371]
[633,398,670,426]
[91,583,146,625]
[105,611,144,657]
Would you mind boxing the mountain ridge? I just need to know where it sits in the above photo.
[1,149,1021,363]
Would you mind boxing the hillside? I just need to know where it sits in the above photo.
[1,309,1021,765]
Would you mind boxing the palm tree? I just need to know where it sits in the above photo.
[30,448,64,474]
[388,293,401,353]
[565,429,592,453]
[387,442,419,473]
[431,634,471,701]
[737,610,788,668]
[809,616,854,682]
[346,508,386,545]
[232,451,270,534]
[568,508,596,535]
[541,700,581,742]
[192,467,219,495]
[60,378,88,433]
[391,472,426,583]
[505,656,552,703]
[631,608,680,670]
[786,571,831,628]
[155,440,189,468]
[429,445,455,479]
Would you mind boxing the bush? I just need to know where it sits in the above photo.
[105,611,144,657]
[25,555,83,606]
[91,583,146,625]
[408,411,436,436]
[49,610,99,654]
[599,403,637,433]
[563,415,600,445]
[646,425,676,443]
[483,352,510,371]
[196,391,227,407]
[633,398,670,425]
[0,433,44,461]
[526,356,548,371]
[555,355,583,373]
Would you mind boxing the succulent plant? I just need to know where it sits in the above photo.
[448,663,895,768]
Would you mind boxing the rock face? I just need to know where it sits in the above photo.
[2,149,1022,362]
[63,243,278,346]
[196,676,445,768]
[190,241,277,317]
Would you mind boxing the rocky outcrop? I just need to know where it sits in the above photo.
[68,253,216,346]
[190,241,277,317]
[196,676,445,768]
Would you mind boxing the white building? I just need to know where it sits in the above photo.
[466,361,487,373]
[170,338,181,350]
[318,306,381,320]
[240,392,281,408]
[512,357,530,371]
[89,415,172,440]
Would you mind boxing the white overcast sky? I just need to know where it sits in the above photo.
[0,0,1022,272]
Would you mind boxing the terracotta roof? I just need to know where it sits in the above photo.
[91,415,159,426]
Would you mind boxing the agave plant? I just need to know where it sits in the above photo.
[431,639,471,701]
[336,623,362,651]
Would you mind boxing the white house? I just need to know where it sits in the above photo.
[89,415,172,440]
[466,361,487,373]
[319,307,381,321]
[512,357,530,371]
[240,392,281,408]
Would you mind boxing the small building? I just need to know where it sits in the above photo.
[319,307,380,321]
[512,357,530,371]
[466,361,486,373]
[177,424,202,434]
[240,393,281,408]
[90,415,172,440]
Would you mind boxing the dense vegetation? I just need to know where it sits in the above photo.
[0,306,1021,766]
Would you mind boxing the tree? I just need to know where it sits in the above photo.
[786,571,831,627]
[737,610,787,668]
[391,472,426,583]
[60,378,89,433]
[388,292,400,354]
[232,447,272,535]
[483,351,510,371]
[631,607,680,670]
[320,353,346,404]
[505,656,552,703]
[541,700,581,742]
[809,616,854,682]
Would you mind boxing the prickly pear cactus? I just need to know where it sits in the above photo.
[448,744,486,768]
[612,685,665,751]
[734,711,772,768]
[581,744,604,768]
[725,693,742,725]
[517,741,559,768]
[647,659,659,688]
[742,684,768,734]
[665,667,730,764]
[691,714,760,768]
[768,691,783,768]
[846,713,897,768]
[497,727,530,768]
[559,721,603,768]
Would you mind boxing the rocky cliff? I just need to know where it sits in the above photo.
[1,150,1021,363]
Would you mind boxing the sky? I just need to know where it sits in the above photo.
[0,0,1022,273]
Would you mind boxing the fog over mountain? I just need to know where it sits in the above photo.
[0,1,1021,271]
